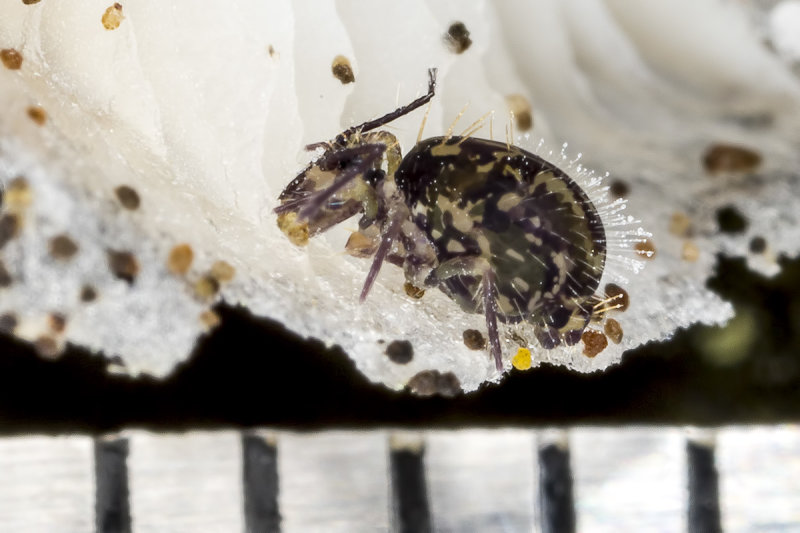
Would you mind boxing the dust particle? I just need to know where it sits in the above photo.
[107,250,139,283]
[634,239,656,260]
[102,3,124,30]
[462,329,486,350]
[5,177,32,209]
[114,185,140,210]
[1,48,23,70]
[608,180,629,199]
[23,0,42,4]
[604,283,629,312]
[407,370,462,398]
[48,313,67,333]
[668,212,692,238]
[444,21,472,54]
[749,236,767,254]
[506,94,533,131]
[604,318,623,344]
[345,231,377,258]
[682,240,700,262]
[80,284,98,302]
[716,205,748,234]
[49,234,79,260]
[167,243,194,275]
[403,282,425,299]
[386,339,414,364]
[194,275,220,299]
[331,55,355,84]
[210,260,236,282]
[200,310,221,330]
[703,143,761,174]
[34,336,61,360]
[0,260,11,287]
[26,106,47,126]
[581,329,608,357]
[0,313,18,333]
[0,214,20,249]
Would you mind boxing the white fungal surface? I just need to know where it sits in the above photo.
[1,0,800,392]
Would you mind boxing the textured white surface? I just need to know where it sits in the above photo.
[0,436,93,533]
[1,0,800,390]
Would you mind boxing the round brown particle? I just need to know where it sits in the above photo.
[4,177,32,209]
[444,21,472,54]
[682,240,700,262]
[0,313,18,333]
[34,336,61,360]
[194,275,220,299]
[749,236,767,254]
[114,185,140,210]
[26,105,47,126]
[210,260,236,283]
[1,48,23,70]
[604,318,623,344]
[634,239,656,260]
[0,214,20,249]
[107,250,139,283]
[604,283,629,312]
[102,3,124,30]
[167,244,194,275]
[668,212,692,238]
[49,234,79,260]
[331,55,355,84]
[608,180,629,199]
[48,313,67,333]
[581,329,608,358]
[200,310,221,330]
[403,282,425,299]
[406,370,462,398]
[506,94,533,132]
[80,284,98,302]
[386,339,414,364]
[703,143,762,174]
[462,329,486,350]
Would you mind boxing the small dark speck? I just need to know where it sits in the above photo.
[108,250,139,283]
[0,313,17,333]
[49,234,79,260]
[114,185,141,210]
[49,313,67,333]
[80,284,98,302]
[22,0,42,4]
[444,22,472,54]
[407,370,462,398]
[0,213,20,249]
[749,236,767,254]
[0,259,12,287]
[609,179,629,199]
[331,55,355,84]
[716,205,748,234]
[462,329,486,350]
[34,336,60,360]
[386,339,414,364]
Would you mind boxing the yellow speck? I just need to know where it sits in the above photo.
[512,347,531,370]
[102,3,124,30]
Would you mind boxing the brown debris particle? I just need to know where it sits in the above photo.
[48,313,67,333]
[403,282,425,299]
[386,339,414,364]
[703,143,761,174]
[668,212,692,238]
[0,313,18,333]
[407,370,462,398]
[609,180,629,199]
[0,214,20,249]
[194,275,220,299]
[167,243,194,275]
[34,336,61,360]
[749,236,767,254]
[277,212,309,247]
[682,240,700,262]
[506,94,533,132]
[80,284,98,302]
[581,329,608,358]
[268,45,276,58]
[345,231,377,258]
[114,185,140,210]
[107,250,139,283]
[462,329,486,350]
[0,259,11,287]
[23,0,43,4]
[102,3,124,30]
[331,55,355,84]
[604,283,629,312]
[1,48,23,70]
[49,234,79,260]
[604,318,623,344]
[4,177,32,209]
[444,21,472,54]
[634,239,656,260]
[210,260,236,283]
[200,310,221,330]
[26,105,47,126]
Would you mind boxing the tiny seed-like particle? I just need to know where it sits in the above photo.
[581,329,608,357]
[462,329,486,350]
[4,177,32,209]
[345,231,377,258]
[167,243,194,275]
[0,260,12,287]
[268,45,276,58]
[403,282,425,299]
[194,275,220,299]
[407,369,461,397]
[49,234,79,260]
[210,260,235,283]
[102,3,124,30]
[48,313,67,333]
[0,313,18,333]
[703,143,762,174]
[506,94,533,132]
[200,310,221,330]
[716,205,748,234]
[604,318,623,344]
[604,283,629,312]
[80,284,98,302]
[26,105,47,126]
[331,55,355,84]
[609,180,629,199]
[0,214,20,249]
[114,185,140,210]
[386,339,414,364]
[512,347,532,370]
[668,212,692,238]
[108,250,139,283]
[634,239,656,260]
[749,236,767,254]
[34,336,61,360]
[443,21,472,54]
[0,48,23,70]
[682,240,700,262]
